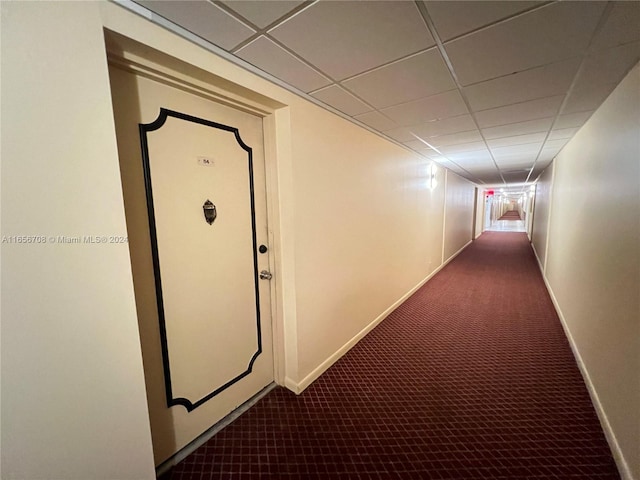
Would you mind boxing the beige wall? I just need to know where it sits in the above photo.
[474,188,484,239]
[525,191,535,239]
[1,2,476,477]
[443,171,475,261]
[290,103,451,381]
[1,3,155,479]
[532,64,640,479]
[531,163,554,268]
[107,2,477,392]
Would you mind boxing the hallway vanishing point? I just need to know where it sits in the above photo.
[164,232,619,479]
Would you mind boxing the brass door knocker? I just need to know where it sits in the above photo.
[203,200,217,225]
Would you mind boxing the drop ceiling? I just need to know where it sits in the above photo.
[132,0,640,186]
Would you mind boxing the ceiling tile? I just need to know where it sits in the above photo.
[538,148,560,163]
[476,95,564,128]
[445,162,477,178]
[493,158,538,171]
[382,127,416,143]
[236,37,331,92]
[573,41,640,92]
[444,1,607,85]
[501,170,530,182]
[221,1,305,28]
[543,138,570,150]
[408,114,478,139]
[447,148,493,165]
[353,111,398,131]
[427,129,483,147]
[138,1,256,49]
[481,117,554,139]
[590,1,640,51]
[502,167,531,175]
[491,142,542,161]
[504,168,532,176]
[554,111,594,129]
[562,83,616,114]
[270,1,434,80]
[440,141,487,154]
[471,168,503,177]
[425,1,543,42]
[548,128,579,140]
[403,139,430,154]
[342,49,455,109]
[494,160,535,172]
[487,132,547,148]
[464,58,580,112]
[495,158,537,170]
[311,85,373,116]
[448,152,495,168]
[381,90,469,127]
[474,174,504,184]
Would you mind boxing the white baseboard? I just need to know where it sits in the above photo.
[534,254,633,480]
[289,239,473,395]
[444,239,473,265]
[532,243,544,273]
[283,376,301,395]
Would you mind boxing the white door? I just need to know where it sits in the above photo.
[109,66,274,465]
[484,195,493,231]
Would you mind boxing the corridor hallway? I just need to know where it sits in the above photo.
[487,211,526,234]
[164,233,618,479]
[499,211,521,220]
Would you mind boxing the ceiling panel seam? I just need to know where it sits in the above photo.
[263,0,318,33]
[121,0,640,188]
[524,1,615,183]
[440,1,555,45]
[212,0,317,53]
[259,32,381,113]
[409,135,482,183]
[335,46,442,85]
[115,0,452,177]
[460,54,581,89]
[415,0,506,185]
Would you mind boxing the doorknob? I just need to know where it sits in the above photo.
[259,270,272,280]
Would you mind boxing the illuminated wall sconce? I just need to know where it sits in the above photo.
[428,163,438,189]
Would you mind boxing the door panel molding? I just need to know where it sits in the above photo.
[106,32,292,396]
[140,107,263,412]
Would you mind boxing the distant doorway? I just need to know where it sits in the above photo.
[486,209,526,232]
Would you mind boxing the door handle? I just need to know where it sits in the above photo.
[259,270,272,280]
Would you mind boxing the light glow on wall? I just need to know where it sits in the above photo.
[428,163,438,189]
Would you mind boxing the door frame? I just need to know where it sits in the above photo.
[105,31,290,391]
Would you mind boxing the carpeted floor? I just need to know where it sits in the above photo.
[499,211,521,220]
[163,232,619,479]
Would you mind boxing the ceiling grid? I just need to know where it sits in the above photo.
[133,0,640,187]
[414,0,507,184]
[523,1,615,184]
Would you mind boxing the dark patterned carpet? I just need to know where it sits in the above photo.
[163,232,619,479]
[499,211,521,220]
[498,210,522,220]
